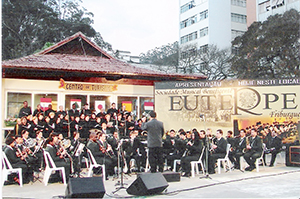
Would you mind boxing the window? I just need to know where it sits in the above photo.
[7,92,31,118]
[199,45,208,53]
[34,94,58,111]
[65,94,87,112]
[231,29,245,40]
[231,0,246,7]
[90,95,110,114]
[180,31,198,44]
[140,97,154,117]
[199,27,208,37]
[231,13,247,23]
[180,1,196,13]
[199,10,208,21]
[117,96,138,120]
[180,15,197,29]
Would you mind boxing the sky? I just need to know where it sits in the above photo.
[81,0,179,56]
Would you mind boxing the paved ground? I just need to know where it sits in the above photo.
[2,153,300,199]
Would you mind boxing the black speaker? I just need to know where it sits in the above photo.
[65,177,105,198]
[286,145,300,167]
[233,119,239,136]
[126,173,169,196]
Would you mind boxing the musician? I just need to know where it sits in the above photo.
[81,115,92,139]
[4,136,31,184]
[181,129,203,177]
[80,103,92,116]
[119,105,128,118]
[93,117,102,130]
[166,131,188,171]
[123,130,146,173]
[163,129,177,157]
[116,113,125,137]
[68,103,80,118]
[96,107,106,119]
[70,116,82,136]
[228,129,246,170]
[18,101,32,118]
[33,130,45,169]
[69,131,84,175]
[44,116,54,138]
[14,118,22,136]
[107,131,119,156]
[87,132,115,179]
[37,113,46,136]
[44,134,71,181]
[21,116,31,134]
[33,104,44,117]
[56,105,67,118]
[45,104,55,117]
[26,115,36,138]
[244,128,263,171]
[226,130,235,147]
[102,114,115,135]
[264,130,282,167]
[107,102,118,118]
[125,115,135,137]
[141,111,164,173]
[89,113,97,129]
[22,130,40,172]
[208,129,227,174]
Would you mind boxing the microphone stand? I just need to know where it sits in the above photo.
[199,114,212,180]
[113,139,127,194]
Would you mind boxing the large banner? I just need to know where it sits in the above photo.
[155,78,300,142]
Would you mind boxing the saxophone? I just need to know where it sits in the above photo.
[242,136,250,153]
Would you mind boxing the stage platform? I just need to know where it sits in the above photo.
[2,154,300,199]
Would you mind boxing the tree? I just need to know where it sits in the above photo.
[231,9,300,79]
[2,0,111,60]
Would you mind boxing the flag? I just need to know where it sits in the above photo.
[144,102,154,110]
[40,98,52,112]
[95,101,106,113]
[122,101,132,112]
[70,99,81,110]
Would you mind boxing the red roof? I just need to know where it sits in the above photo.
[2,32,206,81]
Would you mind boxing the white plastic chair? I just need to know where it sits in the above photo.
[2,152,23,187]
[217,144,232,174]
[173,159,181,172]
[86,149,105,178]
[190,147,206,177]
[43,151,67,186]
[255,145,266,172]
[145,148,150,172]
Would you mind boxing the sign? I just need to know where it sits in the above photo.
[95,101,106,113]
[122,101,132,112]
[155,78,300,140]
[70,99,81,110]
[40,98,52,112]
[59,78,118,92]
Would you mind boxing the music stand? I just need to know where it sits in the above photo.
[199,114,212,180]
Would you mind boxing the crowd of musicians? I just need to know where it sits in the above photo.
[3,100,299,184]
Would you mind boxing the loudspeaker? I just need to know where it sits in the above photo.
[137,171,181,182]
[126,173,169,196]
[233,120,239,136]
[285,145,300,167]
[65,177,105,198]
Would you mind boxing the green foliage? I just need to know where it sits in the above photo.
[231,9,300,79]
[2,0,111,60]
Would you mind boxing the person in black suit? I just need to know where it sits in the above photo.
[33,104,44,117]
[141,111,164,173]
[44,134,71,181]
[264,130,282,167]
[4,136,31,184]
[244,128,263,171]
[106,102,118,118]
[208,129,227,174]
[181,129,203,177]
[123,130,146,173]
[68,103,79,119]
[18,101,32,118]
[228,129,247,169]
[80,103,92,116]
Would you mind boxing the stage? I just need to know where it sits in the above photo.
[2,155,300,198]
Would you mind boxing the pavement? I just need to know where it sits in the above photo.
[2,152,300,199]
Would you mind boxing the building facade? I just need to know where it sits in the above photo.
[179,0,248,52]
[257,0,300,22]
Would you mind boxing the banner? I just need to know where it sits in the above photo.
[40,98,52,112]
[144,102,154,111]
[155,78,300,143]
[95,100,106,113]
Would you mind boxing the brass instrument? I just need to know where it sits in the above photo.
[209,137,217,152]
[98,141,115,158]
[242,136,251,153]
[15,146,29,163]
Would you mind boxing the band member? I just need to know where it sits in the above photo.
[69,131,85,175]
[116,113,125,137]
[102,114,115,135]
[18,101,32,118]
[45,104,55,117]
[208,129,227,174]
[4,136,31,184]
[70,116,82,136]
[87,132,115,179]
[107,131,120,156]
[167,131,188,171]
[21,130,40,172]
[163,129,177,159]
[264,130,282,167]
[107,102,118,118]
[56,105,67,118]
[68,103,79,118]
[141,111,164,173]
[226,130,235,147]
[44,134,71,181]
[80,103,92,116]
[228,129,246,169]
[181,129,203,177]
[244,128,263,171]
[123,131,146,173]
[125,115,135,137]
[14,118,22,136]
[33,104,44,117]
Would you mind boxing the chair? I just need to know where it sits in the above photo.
[2,152,23,187]
[43,151,67,186]
[217,144,232,174]
[86,149,105,178]
[173,159,181,172]
[145,148,150,172]
[255,148,265,172]
[190,147,206,177]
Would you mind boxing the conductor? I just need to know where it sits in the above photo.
[141,111,164,173]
